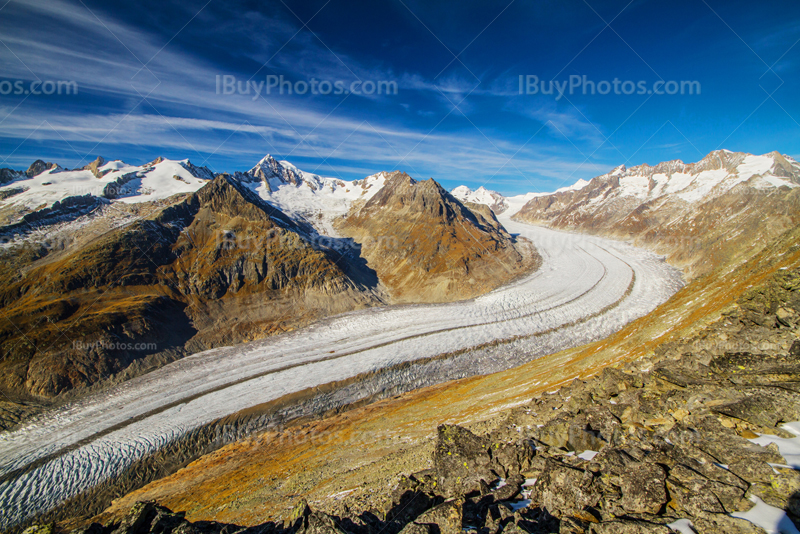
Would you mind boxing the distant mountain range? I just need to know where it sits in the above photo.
[1,148,797,404]
[510,150,800,278]
[451,150,800,279]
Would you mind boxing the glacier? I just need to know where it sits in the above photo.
[0,216,684,527]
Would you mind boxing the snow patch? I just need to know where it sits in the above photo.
[731,496,800,534]
[748,421,800,470]
[666,518,694,534]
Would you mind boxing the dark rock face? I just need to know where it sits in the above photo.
[25,160,59,177]
[0,167,23,184]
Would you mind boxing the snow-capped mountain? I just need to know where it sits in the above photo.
[238,156,391,235]
[514,150,798,222]
[248,154,314,190]
[450,179,592,217]
[512,150,800,278]
[0,157,214,216]
[579,150,798,204]
[450,185,510,214]
[0,154,393,238]
[554,178,590,193]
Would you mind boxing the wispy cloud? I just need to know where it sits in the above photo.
[0,0,616,194]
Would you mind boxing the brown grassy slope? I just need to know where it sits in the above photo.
[0,176,378,401]
[335,172,538,303]
[93,222,800,528]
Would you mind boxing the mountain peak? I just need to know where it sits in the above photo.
[450,184,509,214]
[248,154,304,190]
[82,156,108,179]
[336,172,535,303]
[256,154,278,165]
[361,172,453,215]
[25,159,60,177]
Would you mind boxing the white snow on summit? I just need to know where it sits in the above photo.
[450,151,799,218]
[0,153,398,240]
[451,177,590,218]
[450,185,509,214]
[555,178,590,193]
[5,149,796,242]
[241,156,391,236]
[0,158,213,212]
[590,150,799,205]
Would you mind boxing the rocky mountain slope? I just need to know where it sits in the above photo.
[0,173,381,402]
[35,256,800,534]
[61,197,800,534]
[0,156,538,405]
[336,172,538,303]
[511,150,800,279]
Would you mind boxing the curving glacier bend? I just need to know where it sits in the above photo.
[0,219,684,527]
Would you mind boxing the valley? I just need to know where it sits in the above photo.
[0,149,798,534]
[0,215,681,528]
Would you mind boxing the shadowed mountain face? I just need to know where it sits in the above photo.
[336,172,539,303]
[513,150,800,279]
[0,175,381,400]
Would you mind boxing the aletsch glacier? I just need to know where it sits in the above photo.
[0,215,683,527]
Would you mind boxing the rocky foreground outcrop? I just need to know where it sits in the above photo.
[36,266,800,534]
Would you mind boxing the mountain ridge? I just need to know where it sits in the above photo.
[335,171,538,303]
[0,157,536,405]
[448,150,799,220]
[509,150,800,279]
[0,173,382,401]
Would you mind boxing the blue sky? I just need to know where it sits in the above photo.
[0,0,798,195]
